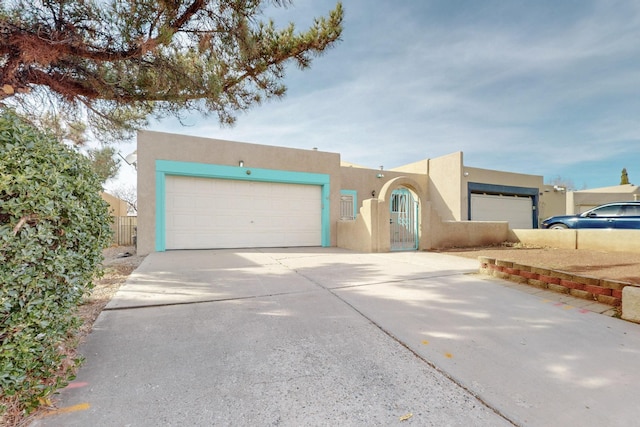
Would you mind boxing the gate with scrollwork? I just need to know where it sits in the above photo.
[390,188,418,251]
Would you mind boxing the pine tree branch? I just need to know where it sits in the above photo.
[0,0,343,138]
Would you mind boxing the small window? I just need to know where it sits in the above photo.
[587,205,622,217]
[622,205,640,216]
[340,190,357,220]
[391,193,408,213]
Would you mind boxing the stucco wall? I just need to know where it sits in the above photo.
[428,153,545,223]
[463,166,544,222]
[337,192,510,252]
[509,229,640,253]
[340,165,427,212]
[137,130,342,255]
[391,158,429,175]
[137,130,559,254]
[337,199,379,252]
[463,166,543,189]
[337,177,431,252]
[101,192,128,216]
[578,230,640,252]
[428,220,510,249]
[538,185,567,223]
[427,152,464,221]
[508,229,577,249]
[567,186,640,214]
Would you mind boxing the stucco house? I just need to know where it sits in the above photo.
[136,130,561,255]
[566,184,640,214]
[101,192,128,216]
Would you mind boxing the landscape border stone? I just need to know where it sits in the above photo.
[477,257,638,309]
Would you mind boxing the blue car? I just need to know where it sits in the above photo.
[541,202,640,229]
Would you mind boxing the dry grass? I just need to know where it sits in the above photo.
[76,263,138,336]
[1,246,145,427]
[1,400,30,427]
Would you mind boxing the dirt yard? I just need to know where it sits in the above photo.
[441,244,640,285]
[76,246,146,336]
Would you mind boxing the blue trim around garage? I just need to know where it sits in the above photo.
[467,182,539,228]
[155,160,331,251]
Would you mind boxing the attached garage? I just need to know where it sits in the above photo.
[137,131,549,255]
[165,176,322,249]
[468,183,539,229]
[154,160,331,251]
[470,194,533,229]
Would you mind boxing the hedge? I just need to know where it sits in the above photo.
[0,110,113,417]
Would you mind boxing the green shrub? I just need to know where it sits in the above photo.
[0,110,112,416]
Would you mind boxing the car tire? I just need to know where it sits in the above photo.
[549,223,568,229]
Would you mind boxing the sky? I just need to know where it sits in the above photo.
[107,0,640,193]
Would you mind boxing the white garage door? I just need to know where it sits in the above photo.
[470,194,533,229]
[165,176,322,249]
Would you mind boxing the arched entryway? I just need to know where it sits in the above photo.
[379,177,424,252]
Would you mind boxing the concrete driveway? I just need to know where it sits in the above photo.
[35,248,640,426]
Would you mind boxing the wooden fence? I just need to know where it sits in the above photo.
[111,216,137,246]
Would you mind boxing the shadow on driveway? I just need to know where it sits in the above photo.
[36,248,640,427]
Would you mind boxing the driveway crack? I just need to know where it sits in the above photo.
[103,289,318,311]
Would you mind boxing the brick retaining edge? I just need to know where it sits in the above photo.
[477,256,640,308]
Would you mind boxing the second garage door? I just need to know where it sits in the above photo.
[165,176,322,249]
[470,193,533,229]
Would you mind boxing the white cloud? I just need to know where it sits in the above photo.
[139,0,640,189]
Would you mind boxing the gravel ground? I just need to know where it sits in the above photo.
[441,245,640,284]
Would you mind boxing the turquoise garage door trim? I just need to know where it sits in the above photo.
[155,160,331,251]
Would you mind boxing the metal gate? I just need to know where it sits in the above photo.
[390,188,418,251]
[110,216,137,246]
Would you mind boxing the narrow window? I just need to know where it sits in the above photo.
[340,190,357,220]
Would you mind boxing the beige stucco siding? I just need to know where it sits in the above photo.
[463,166,543,222]
[538,185,567,222]
[391,158,429,175]
[137,130,555,254]
[339,166,427,214]
[101,192,128,216]
[137,130,342,255]
[567,185,640,214]
[427,152,464,220]
[463,167,543,190]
